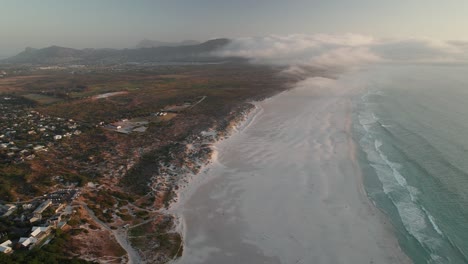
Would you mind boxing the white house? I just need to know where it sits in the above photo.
[0,240,13,254]
[33,199,52,218]
[31,226,50,237]
[19,237,37,247]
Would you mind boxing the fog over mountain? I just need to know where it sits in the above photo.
[215,34,468,75]
[5,33,468,68]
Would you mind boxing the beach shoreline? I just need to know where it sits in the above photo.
[169,77,411,264]
[166,103,264,260]
[347,103,412,264]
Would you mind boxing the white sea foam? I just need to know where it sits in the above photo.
[357,103,447,262]
[423,206,444,236]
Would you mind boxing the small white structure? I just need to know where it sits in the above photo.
[33,145,46,151]
[31,226,50,237]
[0,204,16,217]
[29,217,40,223]
[0,240,13,254]
[19,237,37,247]
[33,200,52,218]
[54,135,62,140]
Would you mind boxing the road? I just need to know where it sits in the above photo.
[79,202,143,264]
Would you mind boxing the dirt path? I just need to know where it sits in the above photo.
[79,202,143,264]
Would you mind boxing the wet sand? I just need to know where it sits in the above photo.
[171,77,410,264]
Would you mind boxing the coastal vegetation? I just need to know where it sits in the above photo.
[0,62,293,262]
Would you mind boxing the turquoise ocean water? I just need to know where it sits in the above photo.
[354,65,468,263]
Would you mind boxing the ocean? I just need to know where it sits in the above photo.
[355,64,468,263]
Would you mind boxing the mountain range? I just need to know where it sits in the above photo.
[2,39,232,65]
[135,39,200,49]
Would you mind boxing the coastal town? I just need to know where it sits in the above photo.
[0,95,83,164]
[0,62,291,263]
[0,188,80,254]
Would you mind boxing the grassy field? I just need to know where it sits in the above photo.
[0,63,295,199]
[22,93,62,104]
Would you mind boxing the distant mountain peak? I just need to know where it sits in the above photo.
[24,47,37,52]
[136,39,200,49]
[2,38,233,65]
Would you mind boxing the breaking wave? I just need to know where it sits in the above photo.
[355,90,452,263]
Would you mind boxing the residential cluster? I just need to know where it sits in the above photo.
[0,96,82,163]
[0,188,80,254]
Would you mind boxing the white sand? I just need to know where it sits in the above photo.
[171,76,410,264]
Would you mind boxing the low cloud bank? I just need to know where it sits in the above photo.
[215,34,468,75]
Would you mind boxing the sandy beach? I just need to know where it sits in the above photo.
[171,76,410,264]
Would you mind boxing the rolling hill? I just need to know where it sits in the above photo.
[2,38,232,65]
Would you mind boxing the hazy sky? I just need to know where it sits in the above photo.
[1,0,467,55]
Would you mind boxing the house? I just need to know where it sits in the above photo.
[47,215,61,227]
[29,216,40,223]
[54,203,65,214]
[19,237,37,248]
[0,204,16,217]
[19,226,51,249]
[33,199,52,218]
[31,226,51,239]
[0,240,13,254]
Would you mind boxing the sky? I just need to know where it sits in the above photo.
[1,0,468,56]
